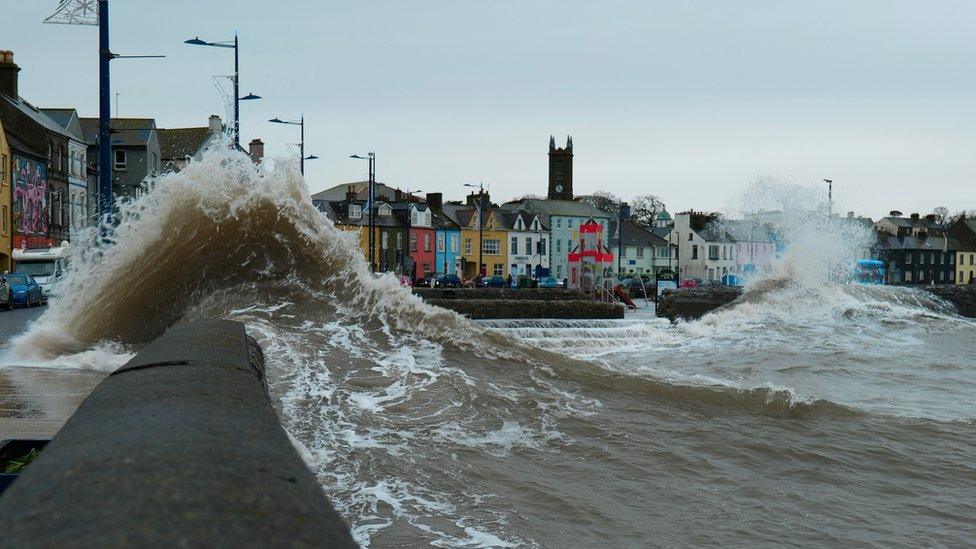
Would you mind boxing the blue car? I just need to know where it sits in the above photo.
[3,273,43,308]
[539,276,558,288]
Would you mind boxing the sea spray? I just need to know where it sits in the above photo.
[9,143,496,361]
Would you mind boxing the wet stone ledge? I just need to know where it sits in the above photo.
[414,288,588,301]
[427,298,625,320]
[656,284,976,322]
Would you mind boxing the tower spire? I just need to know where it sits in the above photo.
[549,135,556,151]
[566,135,573,151]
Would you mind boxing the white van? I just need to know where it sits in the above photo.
[12,244,69,303]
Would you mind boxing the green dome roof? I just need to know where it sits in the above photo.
[656,210,672,220]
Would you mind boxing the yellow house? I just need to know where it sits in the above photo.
[0,117,11,272]
[457,206,508,279]
[957,247,976,285]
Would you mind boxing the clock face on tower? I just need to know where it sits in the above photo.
[555,184,563,193]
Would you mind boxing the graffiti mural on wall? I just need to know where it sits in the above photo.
[12,155,49,238]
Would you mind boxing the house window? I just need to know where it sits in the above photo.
[692,245,699,260]
[483,239,500,255]
[525,237,532,256]
[905,253,912,264]
[904,271,912,282]
[451,235,459,253]
[511,236,518,252]
[464,238,472,255]
[1,205,7,235]
[396,233,403,250]
[568,219,574,228]
[410,232,417,252]
[539,238,547,255]
[437,233,445,252]
[556,218,562,228]
[567,239,574,251]
[378,204,392,216]
[708,245,720,260]
[114,149,127,170]
[658,247,668,258]
[621,247,628,258]
[424,234,431,252]
[382,231,389,250]
[637,247,644,258]
[688,233,694,241]
[348,204,362,219]
[493,264,503,276]
[423,263,431,275]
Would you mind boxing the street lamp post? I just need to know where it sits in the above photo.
[351,153,376,272]
[464,182,485,278]
[186,33,260,149]
[617,202,630,280]
[269,116,317,174]
[44,0,163,221]
[824,178,833,217]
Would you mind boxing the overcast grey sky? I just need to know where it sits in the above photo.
[5,0,975,218]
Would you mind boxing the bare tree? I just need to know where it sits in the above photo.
[630,194,666,225]
[576,191,622,215]
[509,193,544,202]
[933,206,949,226]
[949,209,976,224]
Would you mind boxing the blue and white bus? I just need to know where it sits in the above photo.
[854,259,885,285]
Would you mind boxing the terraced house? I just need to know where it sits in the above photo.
[949,216,976,284]
[0,50,71,248]
[500,210,550,279]
[443,194,509,279]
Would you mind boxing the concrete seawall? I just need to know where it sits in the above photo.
[415,288,625,319]
[0,320,357,547]
[657,284,976,322]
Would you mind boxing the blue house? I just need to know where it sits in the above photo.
[428,193,462,276]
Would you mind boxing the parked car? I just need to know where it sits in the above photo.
[0,276,10,310]
[619,277,652,298]
[481,275,506,288]
[679,278,701,288]
[3,273,43,308]
[539,276,559,288]
[434,274,462,288]
[417,275,436,288]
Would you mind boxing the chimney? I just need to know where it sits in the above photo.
[208,114,222,133]
[248,138,264,164]
[466,191,490,207]
[910,213,920,221]
[426,192,443,211]
[847,211,854,219]
[0,50,20,99]
[394,189,403,202]
[924,214,936,223]
[345,185,356,202]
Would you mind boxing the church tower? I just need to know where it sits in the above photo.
[548,135,573,201]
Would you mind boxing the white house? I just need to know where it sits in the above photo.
[500,211,550,278]
[670,211,738,282]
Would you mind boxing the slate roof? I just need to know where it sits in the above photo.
[876,234,961,251]
[0,95,70,136]
[79,117,156,147]
[610,220,670,247]
[157,127,212,161]
[503,198,610,219]
[40,108,85,141]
